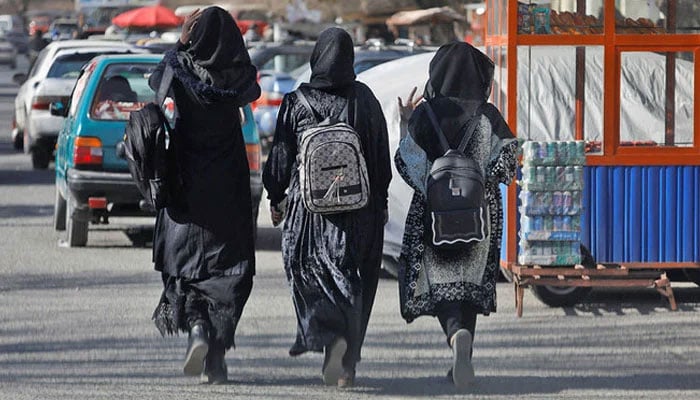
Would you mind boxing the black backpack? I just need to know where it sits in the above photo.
[424,102,487,250]
[123,65,174,210]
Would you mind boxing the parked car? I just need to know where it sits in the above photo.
[3,30,29,54]
[48,18,80,41]
[249,41,315,108]
[0,14,24,33]
[0,35,17,69]
[12,40,143,165]
[133,38,178,54]
[53,54,263,247]
[293,42,436,87]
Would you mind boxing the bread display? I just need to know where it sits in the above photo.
[517,2,665,35]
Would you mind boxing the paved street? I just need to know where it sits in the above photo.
[1,56,699,400]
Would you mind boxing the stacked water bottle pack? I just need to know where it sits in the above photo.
[518,141,585,266]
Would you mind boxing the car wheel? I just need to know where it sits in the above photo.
[54,188,66,231]
[530,244,595,307]
[22,126,31,154]
[12,129,23,151]
[530,285,591,307]
[683,269,700,287]
[31,141,51,170]
[500,265,514,282]
[65,192,88,247]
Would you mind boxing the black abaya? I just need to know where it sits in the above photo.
[263,28,391,367]
[150,7,261,350]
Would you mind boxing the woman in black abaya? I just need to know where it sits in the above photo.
[149,7,260,384]
[396,42,518,389]
[263,27,391,388]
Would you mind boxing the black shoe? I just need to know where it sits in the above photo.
[183,324,209,376]
[337,367,355,388]
[201,347,228,385]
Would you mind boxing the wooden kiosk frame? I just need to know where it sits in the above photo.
[485,0,700,316]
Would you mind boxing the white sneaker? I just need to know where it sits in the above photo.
[451,329,475,389]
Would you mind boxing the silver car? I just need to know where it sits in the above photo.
[12,40,145,168]
[0,35,17,68]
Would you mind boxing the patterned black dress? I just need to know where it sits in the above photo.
[263,83,391,365]
[395,102,518,322]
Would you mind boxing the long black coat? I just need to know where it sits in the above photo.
[150,49,257,280]
[263,82,391,362]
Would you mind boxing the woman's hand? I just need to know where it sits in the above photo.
[179,9,202,45]
[270,197,287,227]
[397,86,423,122]
[270,206,284,226]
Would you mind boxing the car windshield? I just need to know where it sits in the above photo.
[48,53,104,79]
[258,52,310,74]
[90,63,157,121]
[54,24,77,34]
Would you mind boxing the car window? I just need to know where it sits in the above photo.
[90,63,157,121]
[47,53,103,79]
[261,54,309,73]
[69,61,96,117]
[29,48,48,78]
[354,59,392,75]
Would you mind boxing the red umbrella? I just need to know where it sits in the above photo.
[112,5,183,29]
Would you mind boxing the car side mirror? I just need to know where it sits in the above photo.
[12,73,27,85]
[50,102,68,118]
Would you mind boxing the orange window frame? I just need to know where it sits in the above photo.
[610,46,700,161]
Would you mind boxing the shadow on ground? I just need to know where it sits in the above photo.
[0,169,54,185]
[256,226,282,251]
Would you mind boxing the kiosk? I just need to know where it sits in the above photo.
[485,0,700,315]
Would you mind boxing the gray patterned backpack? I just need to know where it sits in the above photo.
[295,88,370,214]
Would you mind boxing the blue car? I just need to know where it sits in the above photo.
[53,54,263,247]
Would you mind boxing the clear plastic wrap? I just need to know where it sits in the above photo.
[520,140,586,166]
[518,140,585,266]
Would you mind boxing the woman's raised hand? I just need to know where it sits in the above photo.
[397,86,423,122]
[179,9,202,45]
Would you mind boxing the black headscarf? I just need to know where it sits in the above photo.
[423,41,494,103]
[187,6,248,70]
[409,42,512,160]
[308,27,356,90]
[153,6,260,106]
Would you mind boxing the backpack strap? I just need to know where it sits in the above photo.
[424,102,451,153]
[456,103,486,153]
[338,85,355,127]
[297,86,356,126]
[295,88,320,124]
[156,64,174,107]
[155,64,175,133]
